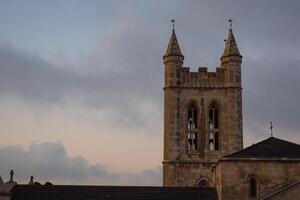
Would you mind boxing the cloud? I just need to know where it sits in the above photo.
[0,45,70,104]
[0,28,163,129]
[243,55,300,143]
[0,141,114,182]
[0,1,300,179]
[0,141,162,185]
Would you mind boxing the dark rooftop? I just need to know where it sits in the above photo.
[223,137,300,159]
[11,185,218,200]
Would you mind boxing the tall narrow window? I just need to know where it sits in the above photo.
[208,103,219,151]
[249,178,257,197]
[187,103,198,151]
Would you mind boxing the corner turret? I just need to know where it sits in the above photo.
[220,27,242,65]
[163,22,184,87]
[163,28,184,63]
[220,22,242,86]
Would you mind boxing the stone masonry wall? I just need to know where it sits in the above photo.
[163,161,216,187]
[216,160,300,200]
[163,65,243,186]
[264,181,300,200]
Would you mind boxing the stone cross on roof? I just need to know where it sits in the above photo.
[270,122,273,137]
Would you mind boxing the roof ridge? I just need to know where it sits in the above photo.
[11,185,218,200]
[222,136,300,159]
[269,136,300,146]
[15,184,216,189]
[223,137,271,158]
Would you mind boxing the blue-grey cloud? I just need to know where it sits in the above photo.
[0,37,162,129]
[0,141,162,185]
[0,141,114,181]
[243,55,300,138]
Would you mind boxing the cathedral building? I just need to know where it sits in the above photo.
[0,23,299,200]
[162,24,300,199]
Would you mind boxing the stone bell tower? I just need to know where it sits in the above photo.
[162,24,243,187]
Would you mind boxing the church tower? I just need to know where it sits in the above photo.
[163,24,243,187]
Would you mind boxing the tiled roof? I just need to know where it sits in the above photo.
[223,137,300,159]
[11,185,218,200]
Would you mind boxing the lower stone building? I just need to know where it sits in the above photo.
[216,137,300,200]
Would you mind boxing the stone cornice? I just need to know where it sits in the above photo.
[220,157,300,162]
[163,86,242,90]
[162,160,217,164]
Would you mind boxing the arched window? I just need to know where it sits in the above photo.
[187,103,198,151]
[247,175,261,198]
[198,179,209,187]
[194,177,211,187]
[208,102,219,151]
[249,178,257,197]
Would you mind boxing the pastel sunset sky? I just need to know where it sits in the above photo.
[0,0,299,185]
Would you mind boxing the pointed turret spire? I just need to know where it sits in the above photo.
[221,28,241,59]
[221,19,242,64]
[221,19,242,63]
[163,20,184,61]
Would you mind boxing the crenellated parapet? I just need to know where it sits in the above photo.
[180,67,227,88]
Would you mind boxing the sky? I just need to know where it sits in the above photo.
[0,0,300,186]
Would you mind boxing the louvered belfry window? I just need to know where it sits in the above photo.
[187,103,198,151]
[208,103,219,151]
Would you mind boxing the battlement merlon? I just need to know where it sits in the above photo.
[179,66,234,87]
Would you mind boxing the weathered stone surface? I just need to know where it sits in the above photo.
[216,161,300,200]
[259,180,300,200]
[163,28,243,187]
